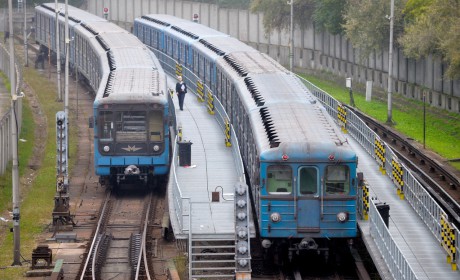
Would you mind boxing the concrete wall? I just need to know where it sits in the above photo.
[86,0,460,113]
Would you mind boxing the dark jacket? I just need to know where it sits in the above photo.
[176,81,187,94]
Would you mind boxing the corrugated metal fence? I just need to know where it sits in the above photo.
[0,42,22,176]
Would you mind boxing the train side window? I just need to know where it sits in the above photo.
[324,165,350,194]
[267,165,292,194]
[299,167,318,195]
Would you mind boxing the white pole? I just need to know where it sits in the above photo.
[56,0,62,101]
[23,0,28,66]
[65,0,69,161]
[8,0,21,266]
[289,0,293,72]
[386,0,394,124]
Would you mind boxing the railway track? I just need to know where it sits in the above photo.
[78,184,166,280]
[347,106,460,225]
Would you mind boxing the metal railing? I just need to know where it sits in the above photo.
[0,43,22,176]
[155,48,246,236]
[369,200,417,280]
[300,75,460,275]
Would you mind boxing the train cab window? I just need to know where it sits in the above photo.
[149,110,163,141]
[299,167,318,195]
[115,111,147,142]
[324,165,350,194]
[99,111,114,142]
[267,165,292,194]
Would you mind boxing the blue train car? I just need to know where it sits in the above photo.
[134,14,358,260]
[35,4,171,186]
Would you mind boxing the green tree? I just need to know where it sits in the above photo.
[399,0,460,79]
[343,0,406,60]
[250,0,315,35]
[313,0,346,35]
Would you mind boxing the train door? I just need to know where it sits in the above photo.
[296,166,320,231]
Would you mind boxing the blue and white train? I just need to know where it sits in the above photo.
[35,4,171,186]
[133,14,358,259]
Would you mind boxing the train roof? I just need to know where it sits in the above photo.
[40,3,106,23]
[95,67,166,103]
[139,14,229,40]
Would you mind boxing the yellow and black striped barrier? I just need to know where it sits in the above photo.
[337,103,347,133]
[362,183,369,220]
[175,63,183,77]
[207,90,215,115]
[196,80,205,102]
[178,125,183,142]
[441,213,457,271]
[225,119,232,147]
[374,138,386,175]
[391,158,404,199]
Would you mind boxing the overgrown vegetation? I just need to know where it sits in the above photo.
[0,65,78,279]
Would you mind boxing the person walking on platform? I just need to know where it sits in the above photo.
[175,75,187,111]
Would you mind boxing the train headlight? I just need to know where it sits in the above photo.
[103,145,110,152]
[270,212,281,223]
[153,145,160,152]
[336,212,349,223]
[261,239,272,249]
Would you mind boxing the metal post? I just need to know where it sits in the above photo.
[289,0,293,72]
[23,0,28,67]
[64,0,69,157]
[423,92,426,149]
[56,0,62,101]
[386,0,394,124]
[9,0,21,266]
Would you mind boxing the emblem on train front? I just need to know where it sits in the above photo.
[122,145,142,152]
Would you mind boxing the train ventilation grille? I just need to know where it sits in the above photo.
[81,23,98,36]
[151,69,160,96]
[259,107,280,148]
[171,26,199,40]
[199,39,225,56]
[107,51,116,71]
[103,71,116,98]
[224,55,247,77]
[141,16,170,27]
[244,77,265,106]
[96,36,110,52]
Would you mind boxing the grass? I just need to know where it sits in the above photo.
[0,66,78,279]
[299,72,460,171]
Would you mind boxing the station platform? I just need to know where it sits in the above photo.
[350,135,460,279]
[166,76,256,240]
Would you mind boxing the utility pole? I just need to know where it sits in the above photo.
[289,0,293,72]
[386,0,394,124]
[9,0,21,266]
[56,0,62,101]
[65,0,69,118]
[23,0,28,67]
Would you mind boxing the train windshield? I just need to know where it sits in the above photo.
[299,167,318,195]
[98,110,163,142]
[267,165,292,194]
[324,165,350,194]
